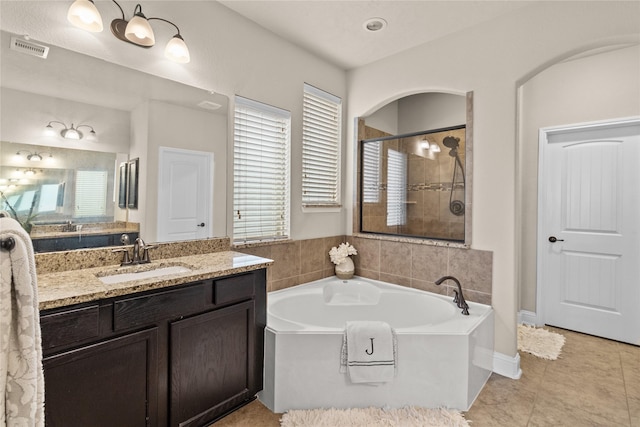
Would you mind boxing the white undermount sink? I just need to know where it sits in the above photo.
[98,265,192,284]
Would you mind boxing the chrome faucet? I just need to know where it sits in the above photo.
[435,276,470,315]
[132,237,155,264]
[133,237,146,264]
[113,236,155,266]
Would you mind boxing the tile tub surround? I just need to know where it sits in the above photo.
[351,235,492,305]
[36,250,273,310]
[234,236,348,292]
[235,235,492,304]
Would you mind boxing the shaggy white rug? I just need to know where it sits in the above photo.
[280,407,470,427]
[517,324,566,360]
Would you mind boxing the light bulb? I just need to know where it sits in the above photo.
[165,35,190,63]
[125,15,155,46]
[44,124,57,137]
[67,0,103,32]
[61,127,81,140]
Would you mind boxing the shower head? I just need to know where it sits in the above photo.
[443,136,460,149]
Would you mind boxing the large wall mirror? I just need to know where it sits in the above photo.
[0,30,228,252]
[356,92,473,245]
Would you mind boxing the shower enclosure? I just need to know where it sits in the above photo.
[360,125,466,242]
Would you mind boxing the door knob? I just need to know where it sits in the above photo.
[197,222,205,227]
[548,236,564,243]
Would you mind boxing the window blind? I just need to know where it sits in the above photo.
[75,170,107,217]
[386,149,407,227]
[362,141,381,203]
[302,83,341,206]
[233,96,291,243]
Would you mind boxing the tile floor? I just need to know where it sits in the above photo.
[212,327,639,426]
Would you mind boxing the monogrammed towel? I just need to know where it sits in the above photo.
[341,321,396,384]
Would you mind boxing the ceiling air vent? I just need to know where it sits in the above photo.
[10,36,49,59]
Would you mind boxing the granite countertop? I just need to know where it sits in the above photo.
[31,228,134,239]
[37,251,273,311]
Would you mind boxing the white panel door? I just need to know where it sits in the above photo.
[157,147,212,242]
[539,119,640,345]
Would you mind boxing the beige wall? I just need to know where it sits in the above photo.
[347,1,640,357]
[518,44,640,313]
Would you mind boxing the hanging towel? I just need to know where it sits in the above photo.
[340,321,397,384]
[0,217,45,427]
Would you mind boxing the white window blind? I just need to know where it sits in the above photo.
[302,83,341,206]
[362,141,381,203]
[386,149,407,227]
[75,170,107,217]
[233,96,291,243]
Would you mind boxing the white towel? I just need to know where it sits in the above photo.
[0,217,45,427]
[340,321,396,384]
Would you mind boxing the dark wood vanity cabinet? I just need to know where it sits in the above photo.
[40,268,267,427]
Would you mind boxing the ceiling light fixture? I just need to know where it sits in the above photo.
[67,0,190,63]
[45,121,97,141]
[363,17,388,32]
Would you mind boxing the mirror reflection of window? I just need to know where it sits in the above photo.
[16,190,36,212]
[38,184,59,212]
[362,141,381,203]
[75,170,108,217]
[386,149,407,227]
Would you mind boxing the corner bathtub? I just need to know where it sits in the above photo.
[258,276,494,412]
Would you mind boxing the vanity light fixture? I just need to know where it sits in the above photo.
[420,138,430,150]
[14,151,53,162]
[430,143,441,153]
[67,0,190,63]
[44,121,97,141]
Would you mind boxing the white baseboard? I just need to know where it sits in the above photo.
[518,310,541,326]
[493,351,522,379]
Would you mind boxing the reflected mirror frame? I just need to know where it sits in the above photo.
[118,162,128,209]
[127,158,139,210]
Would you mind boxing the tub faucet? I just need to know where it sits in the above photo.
[435,276,469,315]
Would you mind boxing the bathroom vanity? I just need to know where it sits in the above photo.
[36,249,270,427]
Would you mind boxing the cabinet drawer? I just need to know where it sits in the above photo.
[214,273,255,305]
[41,304,100,351]
[113,283,207,331]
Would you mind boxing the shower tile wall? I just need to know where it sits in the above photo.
[236,235,492,305]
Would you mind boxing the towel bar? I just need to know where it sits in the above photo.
[0,237,16,252]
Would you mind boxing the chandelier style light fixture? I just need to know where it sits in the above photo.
[44,121,97,141]
[67,0,191,63]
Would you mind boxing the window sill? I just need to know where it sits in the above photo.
[301,204,342,213]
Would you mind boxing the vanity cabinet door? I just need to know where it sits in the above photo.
[43,328,159,427]
[169,301,255,427]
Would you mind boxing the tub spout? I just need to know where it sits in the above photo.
[435,276,470,315]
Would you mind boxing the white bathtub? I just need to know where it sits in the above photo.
[258,276,494,412]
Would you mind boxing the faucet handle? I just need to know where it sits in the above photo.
[112,248,132,266]
[141,244,156,264]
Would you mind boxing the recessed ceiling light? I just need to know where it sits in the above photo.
[363,18,387,32]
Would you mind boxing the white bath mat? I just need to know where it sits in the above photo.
[517,324,565,360]
[280,406,470,427]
